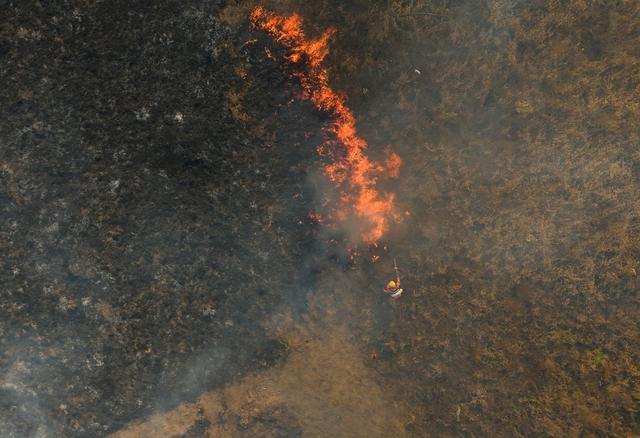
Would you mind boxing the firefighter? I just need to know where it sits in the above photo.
[384,259,403,299]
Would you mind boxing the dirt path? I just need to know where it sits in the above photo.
[110,294,410,437]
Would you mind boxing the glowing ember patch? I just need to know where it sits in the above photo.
[250,7,402,244]
[385,146,402,178]
[307,211,326,223]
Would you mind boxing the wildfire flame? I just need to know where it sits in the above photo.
[250,7,402,244]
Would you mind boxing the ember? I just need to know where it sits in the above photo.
[307,211,326,223]
[250,7,402,244]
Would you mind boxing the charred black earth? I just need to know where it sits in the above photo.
[1,1,326,436]
[2,1,640,437]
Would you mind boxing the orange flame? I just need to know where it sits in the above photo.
[250,7,402,244]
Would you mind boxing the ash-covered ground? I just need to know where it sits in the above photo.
[2,1,639,437]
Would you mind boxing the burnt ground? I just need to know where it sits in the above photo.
[2,0,640,437]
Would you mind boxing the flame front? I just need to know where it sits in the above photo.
[250,7,402,244]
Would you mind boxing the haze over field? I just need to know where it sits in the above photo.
[1,1,639,436]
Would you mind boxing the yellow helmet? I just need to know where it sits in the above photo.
[387,280,396,289]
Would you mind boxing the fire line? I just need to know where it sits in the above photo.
[250,7,402,244]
